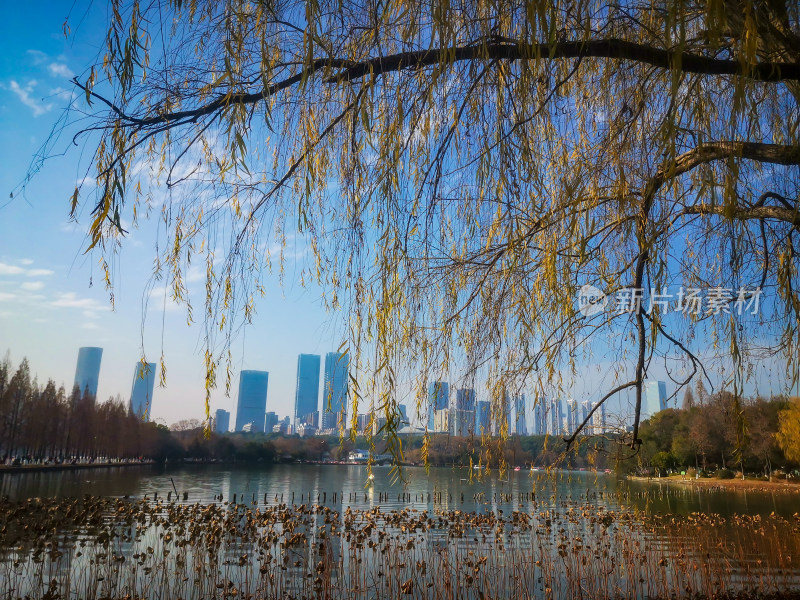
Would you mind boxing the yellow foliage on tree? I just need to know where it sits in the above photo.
[776,397,800,463]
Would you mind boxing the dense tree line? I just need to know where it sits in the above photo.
[638,390,800,477]
[0,355,160,462]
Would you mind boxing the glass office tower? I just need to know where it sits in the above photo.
[234,370,269,432]
[214,409,230,433]
[129,362,156,421]
[73,347,103,399]
[322,352,349,429]
[476,400,491,435]
[643,380,668,420]
[427,381,449,430]
[513,394,527,435]
[294,354,321,426]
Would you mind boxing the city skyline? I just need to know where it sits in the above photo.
[59,342,649,435]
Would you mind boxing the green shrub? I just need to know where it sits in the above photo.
[715,468,735,479]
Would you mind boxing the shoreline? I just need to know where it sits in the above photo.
[628,474,800,492]
[0,461,156,475]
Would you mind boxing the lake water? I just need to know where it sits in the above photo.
[1,464,799,599]
[1,463,797,516]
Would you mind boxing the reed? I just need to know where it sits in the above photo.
[0,495,798,599]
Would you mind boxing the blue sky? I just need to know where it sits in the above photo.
[1,3,796,431]
[0,2,344,426]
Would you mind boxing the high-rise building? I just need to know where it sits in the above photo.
[214,409,230,433]
[294,354,321,427]
[129,362,156,421]
[427,381,449,430]
[493,392,512,436]
[397,403,409,424]
[532,398,550,435]
[451,388,477,436]
[581,400,592,434]
[643,380,668,421]
[476,400,492,435]
[592,401,607,433]
[550,398,564,436]
[73,347,103,399]
[566,398,578,434]
[513,394,527,435]
[234,370,269,432]
[264,411,279,433]
[322,352,349,429]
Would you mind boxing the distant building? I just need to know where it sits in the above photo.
[513,394,527,435]
[73,347,103,399]
[566,398,578,434]
[427,381,449,430]
[214,409,230,434]
[493,393,511,435]
[592,401,607,433]
[451,409,475,436]
[129,362,156,421]
[452,388,477,436]
[234,370,269,432]
[264,411,279,433]
[581,400,592,434]
[643,380,668,421]
[294,354,320,428]
[397,403,409,424]
[433,408,449,433]
[476,400,492,435]
[550,398,564,436]
[322,352,349,429]
[533,399,547,436]
[297,423,317,437]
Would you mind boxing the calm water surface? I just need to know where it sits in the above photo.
[1,463,797,516]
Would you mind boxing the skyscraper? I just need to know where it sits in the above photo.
[533,400,545,435]
[129,362,156,421]
[322,352,349,429]
[235,370,269,432]
[73,347,103,399]
[452,388,477,436]
[581,399,592,434]
[427,381,449,430]
[550,398,564,436]
[294,354,321,427]
[513,394,527,435]
[476,400,492,435]
[566,398,578,434]
[643,380,668,421]
[214,409,230,433]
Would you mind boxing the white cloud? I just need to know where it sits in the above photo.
[26,50,47,65]
[0,263,25,275]
[19,259,34,265]
[21,281,45,292]
[47,63,74,79]
[26,268,54,277]
[82,322,99,330]
[51,292,110,311]
[0,292,16,302]
[6,80,53,117]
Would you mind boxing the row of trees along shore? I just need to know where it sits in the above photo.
[638,387,800,477]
